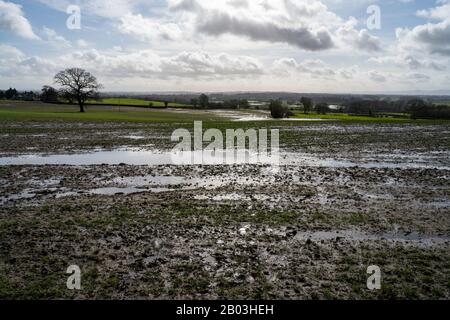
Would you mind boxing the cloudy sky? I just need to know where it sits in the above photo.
[0,0,449,93]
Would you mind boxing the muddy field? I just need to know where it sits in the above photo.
[0,115,449,299]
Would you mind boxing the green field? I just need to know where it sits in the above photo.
[0,102,215,123]
[293,112,412,123]
[1,101,449,125]
[86,98,189,108]
[435,100,450,106]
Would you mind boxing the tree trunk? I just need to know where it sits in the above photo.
[79,101,85,113]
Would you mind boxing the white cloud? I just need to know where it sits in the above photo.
[272,57,362,82]
[368,71,386,82]
[0,45,56,79]
[0,43,24,60]
[160,51,263,77]
[336,17,382,53]
[2,0,448,93]
[0,0,39,39]
[17,56,56,75]
[169,0,378,52]
[0,47,265,89]
[397,2,450,56]
[76,39,89,48]
[42,27,71,48]
[61,49,265,79]
[417,3,450,20]
[38,0,381,54]
[369,54,447,71]
[273,57,335,78]
[339,69,354,79]
[196,11,334,51]
[397,20,450,56]
[406,73,430,82]
[119,13,182,41]
[0,44,26,78]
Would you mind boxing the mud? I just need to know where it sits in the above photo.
[0,119,449,299]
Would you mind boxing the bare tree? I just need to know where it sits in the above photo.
[198,94,209,109]
[54,68,102,112]
[41,85,59,103]
[301,97,313,114]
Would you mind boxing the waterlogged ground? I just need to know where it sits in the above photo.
[0,110,449,299]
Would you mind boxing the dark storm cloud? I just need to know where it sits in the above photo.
[197,11,334,51]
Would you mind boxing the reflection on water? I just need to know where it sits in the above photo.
[207,110,335,122]
[294,229,450,246]
[0,150,171,166]
[0,149,449,169]
[89,186,173,195]
[0,149,280,166]
[88,175,192,195]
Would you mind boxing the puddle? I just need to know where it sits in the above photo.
[208,110,268,122]
[234,116,270,121]
[0,150,174,166]
[234,117,334,122]
[86,175,192,195]
[207,110,333,122]
[0,178,63,204]
[120,135,146,140]
[281,153,450,170]
[82,174,268,197]
[194,192,271,201]
[293,229,450,246]
[283,118,335,122]
[426,200,450,208]
[0,189,36,204]
[1,148,449,170]
[112,175,188,186]
[2,173,271,201]
[0,149,280,166]
[88,186,175,195]
[15,134,48,138]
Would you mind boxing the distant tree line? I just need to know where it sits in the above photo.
[294,96,450,119]
[345,99,405,115]
[300,97,313,114]
[407,99,450,120]
[269,100,294,118]
[40,86,59,103]
[190,94,249,109]
[0,88,38,101]
[343,98,450,119]
[0,88,18,100]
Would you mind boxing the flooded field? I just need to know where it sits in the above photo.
[0,111,449,299]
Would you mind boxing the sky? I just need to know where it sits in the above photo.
[0,0,449,93]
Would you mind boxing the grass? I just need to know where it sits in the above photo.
[0,102,217,123]
[293,112,410,122]
[86,98,189,108]
[293,112,450,124]
[435,101,450,107]
[1,101,449,125]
